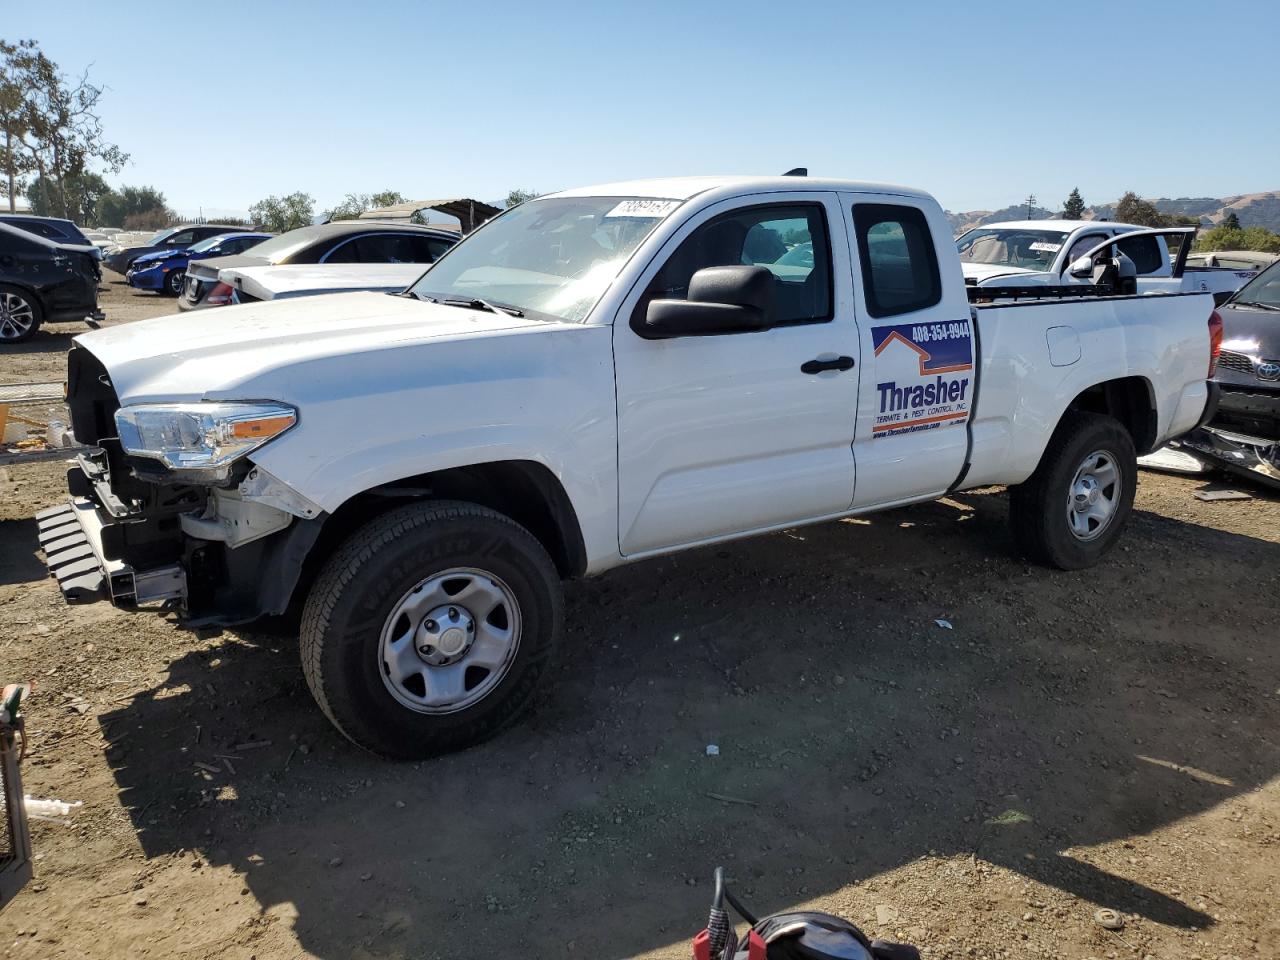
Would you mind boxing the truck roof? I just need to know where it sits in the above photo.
[549,175,933,202]
[969,219,1147,234]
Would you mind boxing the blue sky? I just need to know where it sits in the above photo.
[9,0,1278,218]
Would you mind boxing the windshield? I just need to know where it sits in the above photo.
[189,234,233,253]
[1230,258,1280,308]
[409,196,681,322]
[145,227,178,245]
[956,228,1070,271]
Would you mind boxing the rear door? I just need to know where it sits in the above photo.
[613,192,861,555]
[842,195,976,506]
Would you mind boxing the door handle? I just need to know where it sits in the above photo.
[801,355,855,375]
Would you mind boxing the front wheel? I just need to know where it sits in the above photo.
[164,269,185,296]
[300,501,564,759]
[1009,412,1137,570]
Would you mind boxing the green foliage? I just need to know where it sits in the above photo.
[249,192,315,232]
[504,188,540,209]
[1113,191,1168,227]
[1063,187,1085,220]
[0,38,127,216]
[325,190,407,221]
[1221,211,1241,230]
[1193,225,1280,254]
[94,184,173,228]
[25,170,109,222]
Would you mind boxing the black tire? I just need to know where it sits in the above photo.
[164,269,185,296]
[300,500,564,760]
[1009,411,1137,570]
[0,284,43,343]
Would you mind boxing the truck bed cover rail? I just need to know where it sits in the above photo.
[967,284,1113,303]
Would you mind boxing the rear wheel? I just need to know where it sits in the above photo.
[0,285,42,343]
[300,501,563,759]
[1009,412,1136,570]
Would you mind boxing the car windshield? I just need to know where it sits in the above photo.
[956,228,1070,270]
[409,196,682,322]
[145,227,178,245]
[1230,259,1280,308]
[189,234,235,253]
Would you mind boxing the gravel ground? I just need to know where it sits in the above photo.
[0,277,1276,960]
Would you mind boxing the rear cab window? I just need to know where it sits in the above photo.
[851,203,941,318]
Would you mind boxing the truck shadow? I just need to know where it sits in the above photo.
[94,488,1279,959]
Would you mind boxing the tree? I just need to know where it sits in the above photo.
[25,169,109,222]
[504,188,540,209]
[1221,211,1241,230]
[1063,187,1085,220]
[0,39,127,216]
[1194,224,1280,254]
[94,185,173,227]
[249,192,315,232]
[1113,191,1167,228]
[324,189,406,221]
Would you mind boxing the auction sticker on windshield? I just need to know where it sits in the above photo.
[1029,241,1061,252]
[871,320,974,439]
[604,199,682,219]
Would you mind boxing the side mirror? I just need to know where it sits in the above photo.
[1068,255,1094,278]
[639,265,775,339]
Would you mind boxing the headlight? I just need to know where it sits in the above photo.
[114,402,296,472]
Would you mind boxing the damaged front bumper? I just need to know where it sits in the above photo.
[36,498,186,606]
[36,449,326,626]
[1177,425,1280,490]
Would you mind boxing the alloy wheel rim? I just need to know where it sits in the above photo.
[0,292,35,340]
[1066,449,1121,541]
[378,567,522,714]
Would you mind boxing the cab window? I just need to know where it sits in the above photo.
[637,203,832,327]
[1115,234,1163,274]
[852,203,941,318]
[1066,232,1110,265]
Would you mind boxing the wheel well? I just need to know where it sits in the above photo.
[296,461,587,605]
[1066,377,1158,453]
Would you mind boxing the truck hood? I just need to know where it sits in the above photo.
[75,291,572,404]
[961,263,1037,283]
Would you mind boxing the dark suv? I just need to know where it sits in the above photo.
[0,222,103,343]
[104,224,245,275]
[1177,259,1280,487]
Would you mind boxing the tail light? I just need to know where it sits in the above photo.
[1207,309,1223,377]
[205,281,234,306]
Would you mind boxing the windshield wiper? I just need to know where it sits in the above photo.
[436,296,524,318]
[1231,299,1280,311]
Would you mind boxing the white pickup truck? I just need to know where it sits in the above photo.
[38,176,1220,759]
[958,219,1259,304]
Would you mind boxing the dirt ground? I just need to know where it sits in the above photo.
[0,277,1277,960]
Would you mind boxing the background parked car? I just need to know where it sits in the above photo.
[103,223,245,275]
[0,222,102,344]
[125,231,272,296]
[179,220,457,309]
[0,213,105,277]
[218,261,428,303]
[1184,250,1280,271]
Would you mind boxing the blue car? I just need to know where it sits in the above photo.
[126,231,272,296]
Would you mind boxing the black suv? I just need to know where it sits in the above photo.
[0,222,103,343]
[104,224,245,275]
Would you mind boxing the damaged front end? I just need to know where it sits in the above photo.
[37,346,325,625]
[1175,425,1280,490]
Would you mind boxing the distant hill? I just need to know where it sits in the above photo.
[947,191,1280,234]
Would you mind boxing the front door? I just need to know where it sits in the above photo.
[613,192,861,556]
